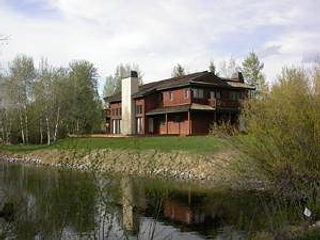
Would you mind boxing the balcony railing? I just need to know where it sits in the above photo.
[207,98,244,109]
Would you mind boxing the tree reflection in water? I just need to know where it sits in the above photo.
[0,162,308,240]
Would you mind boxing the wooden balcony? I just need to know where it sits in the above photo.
[217,100,241,108]
[192,98,244,109]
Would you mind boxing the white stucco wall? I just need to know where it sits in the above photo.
[121,73,139,135]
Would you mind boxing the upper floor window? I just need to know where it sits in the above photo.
[158,93,163,103]
[193,88,204,99]
[135,105,143,115]
[230,91,240,101]
[210,91,215,99]
[216,90,221,99]
[184,89,189,99]
[112,107,121,116]
[193,89,198,98]
[168,91,173,101]
[198,89,204,99]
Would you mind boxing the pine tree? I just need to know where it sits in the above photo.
[172,64,187,77]
[242,52,268,98]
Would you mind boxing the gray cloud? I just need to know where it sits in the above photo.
[0,0,319,91]
[259,45,282,58]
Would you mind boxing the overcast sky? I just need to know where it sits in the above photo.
[0,0,319,95]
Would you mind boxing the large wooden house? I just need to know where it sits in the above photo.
[104,71,254,135]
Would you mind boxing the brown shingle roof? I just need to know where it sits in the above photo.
[145,103,216,116]
[106,71,254,103]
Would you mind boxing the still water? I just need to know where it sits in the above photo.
[0,162,303,240]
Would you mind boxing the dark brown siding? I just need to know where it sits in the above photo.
[191,112,215,135]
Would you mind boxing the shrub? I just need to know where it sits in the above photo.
[239,65,320,202]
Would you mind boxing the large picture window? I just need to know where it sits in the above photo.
[135,105,143,115]
[112,119,121,134]
[136,117,142,134]
[192,88,204,99]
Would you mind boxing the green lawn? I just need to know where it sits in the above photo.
[0,136,232,154]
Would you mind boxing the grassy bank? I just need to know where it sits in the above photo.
[0,135,232,154]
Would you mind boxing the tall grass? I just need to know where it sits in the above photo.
[0,136,231,154]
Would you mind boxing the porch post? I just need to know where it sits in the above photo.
[165,113,168,134]
[214,111,217,123]
[188,110,191,135]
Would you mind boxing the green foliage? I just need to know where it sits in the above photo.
[66,60,102,134]
[103,63,143,97]
[240,65,320,202]
[210,121,237,137]
[242,52,268,98]
[219,56,238,78]
[297,229,320,240]
[1,136,230,154]
[171,63,187,77]
[0,55,103,144]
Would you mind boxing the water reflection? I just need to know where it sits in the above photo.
[0,162,307,239]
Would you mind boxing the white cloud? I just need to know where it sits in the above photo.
[0,0,319,94]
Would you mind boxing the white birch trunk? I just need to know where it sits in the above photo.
[46,115,50,145]
[53,105,60,142]
[39,118,43,144]
[19,108,25,144]
[24,104,29,144]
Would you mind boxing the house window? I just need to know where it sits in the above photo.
[216,90,221,99]
[173,115,182,122]
[198,89,204,99]
[136,117,142,134]
[230,91,240,100]
[192,88,204,99]
[210,91,215,99]
[192,89,198,98]
[135,105,142,115]
[168,91,173,101]
[112,119,121,134]
[184,89,189,99]
[158,93,163,103]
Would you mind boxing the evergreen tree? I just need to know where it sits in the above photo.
[242,52,268,97]
[171,63,187,77]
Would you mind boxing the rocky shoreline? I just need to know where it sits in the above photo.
[0,148,262,189]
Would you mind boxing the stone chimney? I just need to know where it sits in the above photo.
[121,71,139,135]
[238,72,244,83]
[231,71,244,83]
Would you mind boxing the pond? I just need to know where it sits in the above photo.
[0,161,309,239]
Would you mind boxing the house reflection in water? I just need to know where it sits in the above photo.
[121,177,139,235]
[163,189,210,226]
[164,199,206,225]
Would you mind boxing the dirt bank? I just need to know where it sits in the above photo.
[0,148,263,189]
